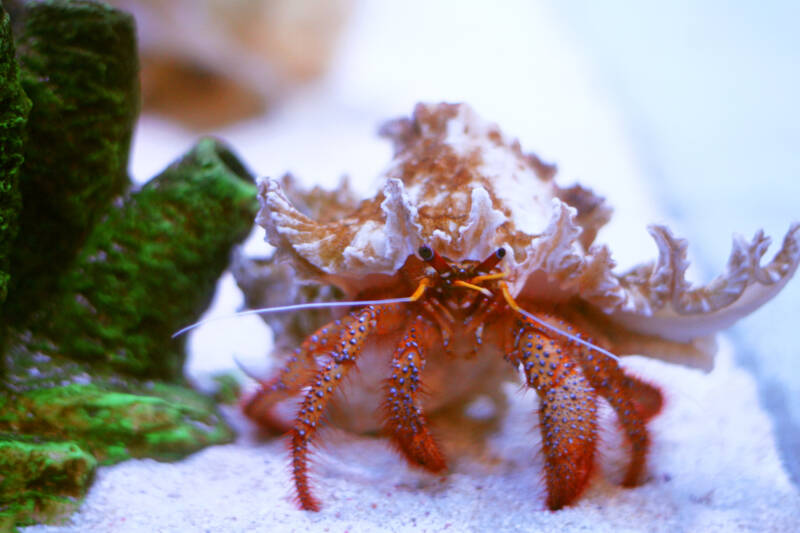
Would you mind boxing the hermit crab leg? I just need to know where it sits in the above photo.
[520,311,663,488]
[382,315,446,472]
[501,282,620,362]
[571,344,663,486]
[509,318,599,510]
[290,304,407,511]
[242,318,350,432]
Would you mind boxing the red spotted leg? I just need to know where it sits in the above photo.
[572,344,663,486]
[509,317,599,510]
[528,314,663,487]
[290,304,405,511]
[382,315,446,472]
[242,318,349,432]
[524,311,663,488]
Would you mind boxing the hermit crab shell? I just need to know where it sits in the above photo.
[251,102,800,372]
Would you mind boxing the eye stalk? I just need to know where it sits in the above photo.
[476,247,506,273]
[418,244,451,274]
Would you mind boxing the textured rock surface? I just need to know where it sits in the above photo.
[20,138,259,380]
[0,137,255,527]
[0,382,234,464]
[0,5,30,306]
[0,438,96,529]
[4,0,139,328]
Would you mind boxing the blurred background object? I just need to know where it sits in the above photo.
[108,0,352,128]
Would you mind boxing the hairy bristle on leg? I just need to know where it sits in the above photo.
[510,318,599,510]
[573,346,663,486]
[290,305,405,511]
[382,315,446,472]
[242,318,347,432]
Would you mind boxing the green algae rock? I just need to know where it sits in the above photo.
[0,5,30,305]
[0,382,234,464]
[0,2,260,528]
[0,437,96,528]
[0,139,254,528]
[26,138,258,379]
[0,349,237,527]
[4,0,139,328]
[2,136,255,450]
[0,137,255,527]
[211,372,243,405]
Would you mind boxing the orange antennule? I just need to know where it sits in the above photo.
[470,272,508,285]
[409,277,432,301]
[453,280,493,297]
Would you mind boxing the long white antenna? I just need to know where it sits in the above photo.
[172,297,415,338]
[514,306,620,362]
[499,282,620,362]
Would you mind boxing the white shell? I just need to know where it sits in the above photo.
[254,102,800,370]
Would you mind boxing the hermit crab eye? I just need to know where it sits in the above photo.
[418,245,434,261]
[495,247,506,259]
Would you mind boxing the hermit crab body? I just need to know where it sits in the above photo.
[234,103,800,511]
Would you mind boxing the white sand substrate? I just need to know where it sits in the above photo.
[22,338,800,533]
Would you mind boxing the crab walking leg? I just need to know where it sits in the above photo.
[529,311,663,486]
[573,346,663,486]
[382,316,446,472]
[619,374,663,422]
[510,318,599,510]
[242,318,351,431]
[290,305,405,511]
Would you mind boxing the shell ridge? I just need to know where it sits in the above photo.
[380,178,422,271]
[456,186,508,260]
[607,223,800,343]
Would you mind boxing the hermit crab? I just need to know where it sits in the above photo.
[226,103,800,511]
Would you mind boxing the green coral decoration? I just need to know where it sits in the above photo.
[28,138,258,380]
[0,438,96,529]
[1,382,234,464]
[0,4,30,306]
[5,0,140,328]
[0,1,259,528]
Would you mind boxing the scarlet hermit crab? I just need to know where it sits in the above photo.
[230,103,800,511]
